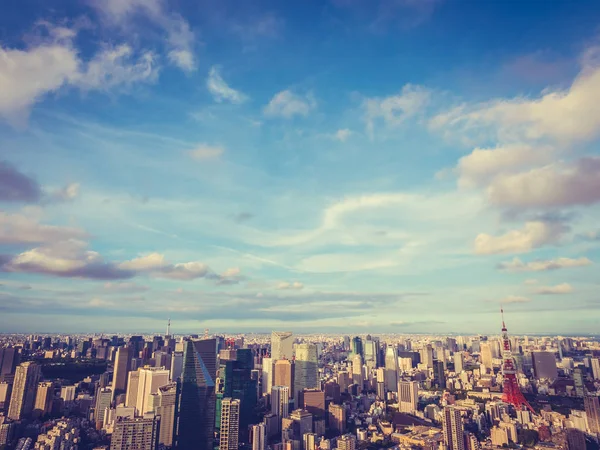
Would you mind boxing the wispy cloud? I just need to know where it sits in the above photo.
[189,144,225,160]
[498,257,592,272]
[534,283,573,295]
[474,221,568,255]
[264,90,316,119]
[206,66,248,104]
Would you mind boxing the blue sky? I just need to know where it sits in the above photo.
[1,0,600,334]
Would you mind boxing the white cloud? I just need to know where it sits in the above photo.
[0,212,88,244]
[119,253,210,280]
[430,55,600,145]
[474,221,567,255]
[0,24,158,125]
[92,0,196,72]
[364,84,430,136]
[502,295,531,304]
[534,283,573,295]
[264,90,316,118]
[276,281,304,290]
[456,144,554,188]
[334,128,352,142]
[487,157,600,208]
[206,66,247,104]
[49,183,80,202]
[119,252,166,271]
[498,256,592,272]
[189,144,225,160]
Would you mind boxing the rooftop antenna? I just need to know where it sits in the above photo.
[167,318,171,337]
[500,306,506,330]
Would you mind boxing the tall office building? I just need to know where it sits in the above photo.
[433,360,446,389]
[274,360,294,399]
[170,352,183,381]
[135,367,169,415]
[352,354,363,390]
[271,385,290,418]
[111,415,160,450]
[532,352,558,380]
[480,343,493,370]
[420,345,434,369]
[271,332,294,360]
[351,337,363,357]
[384,347,398,392]
[262,357,273,395]
[219,398,240,450]
[126,370,140,409]
[443,406,465,450]
[0,347,19,382]
[337,434,357,450]
[150,383,177,448]
[398,381,419,414]
[585,395,600,434]
[454,352,464,373]
[566,428,586,450]
[33,382,54,418]
[591,358,600,380]
[113,347,131,394]
[60,385,76,403]
[177,339,217,450]
[8,362,40,420]
[250,423,266,450]
[574,368,586,397]
[95,387,113,430]
[303,432,318,450]
[303,389,326,418]
[294,344,318,406]
[328,403,346,434]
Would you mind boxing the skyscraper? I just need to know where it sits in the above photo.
[219,398,240,450]
[302,389,326,418]
[111,415,160,450]
[95,387,113,430]
[250,423,266,450]
[328,403,346,434]
[271,332,294,360]
[170,351,184,382]
[176,339,217,450]
[33,382,54,418]
[442,406,465,450]
[8,362,40,420]
[433,360,446,389]
[584,395,600,434]
[271,385,290,418]
[480,343,493,370]
[150,383,177,448]
[454,352,464,373]
[136,367,169,415]
[303,432,318,450]
[126,370,140,409]
[262,357,273,395]
[566,428,586,450]
[384,347,398,393]
[591,358,600,380]
[351,337,363,357]
[294,344,318,406]
[420,345,434,369]
[0,347,19,381]
[352,354,363,390]
[337,434,357,450]
[574,368,586,397]
[113,346,131,394]
[274,359,294,399]
[398,380,419,414]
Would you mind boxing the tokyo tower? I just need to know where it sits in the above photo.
[500,308,535,413]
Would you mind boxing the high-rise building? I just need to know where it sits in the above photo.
[149,383,177,448]
[454,353,464,373]
[8,362,40,420]
[384,347,398,393]
[532,352,558,380]
[95,387,113,430]
[290,409,313,441]
[33,382,54,418]
[274,360,294,399]
[420,345,434,369]
[111,415,160,450]
[303,389,325,418]
[60,385,76,403]
[433,360,446,389]
[591,358,600,380]
[271,385,290,418]
[328,403,346,434]
[134,367,169,415]
[480,343,493,370]
[0,347,19,381]
[363,339,377,366]
[566,428,586,450]
[177,339,217,450]
[442,406,465,450]
[271,332,294,360]
[351,337,363,357]
[126,370,140,409]
[170,351,184,382]
[303,432,318,450]
[337,434,357,450]
[294,344,318,406]
[398,381,418,414]
[113,347,131,394]
[574,368,586,397]
[262,357,273,396]
[352,354,363,390]
[219,398,240,450]
[585,395,600,434]
[250,423,266,450]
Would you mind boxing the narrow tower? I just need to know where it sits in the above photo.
[500,308,535,413]
[166,318,171,337]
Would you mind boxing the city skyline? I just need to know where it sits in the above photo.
[2,0,600,334]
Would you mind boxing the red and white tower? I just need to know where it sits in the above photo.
[500,308,535,413]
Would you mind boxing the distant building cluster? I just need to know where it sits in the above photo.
[1,319,600,449]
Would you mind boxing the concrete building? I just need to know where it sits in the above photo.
[33,382,54,418]
[328,403,346,434]
[532,352,558,380]
[149,383,177,448]
[219,398,240,450]
[337,434,357,450]
[8,362,41,420]
[271,332,294,361]
[261,357,273,395]
[271,385,290,419]
[250,423,266,450]
[113,347,130,394]
[110,415,160,450]
[274,360,294,400]
[442,406,465,450]
[585,395,600,434]
[95,388,113,430]
[135,367,169,415]
[294,344,318,407]
[398,380,419,414]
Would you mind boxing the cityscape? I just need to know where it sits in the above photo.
[1,319,600,449]
[2,0,600,449]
